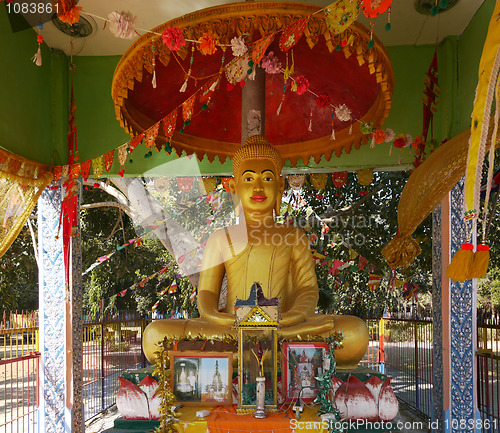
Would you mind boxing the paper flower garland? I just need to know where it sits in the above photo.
[231,36,248,57]
[315,93,331,109]
[334,104,352,122]
[162,26,186,51]
[199,32,218,55]
[108,11,137,40]
[261,52,281,74]
[293,75,309,95]
[58,4,82,25]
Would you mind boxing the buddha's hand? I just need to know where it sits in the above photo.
[204,311,236,328]
[279,310,306,327]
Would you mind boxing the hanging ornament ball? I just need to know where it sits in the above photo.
[184,119,191,126]
[165,142,172,153]
[430,5,439,16]
[202,104,208,110]
[439,0,449,9]
[335,44,341,52]
[367,39,375,49]
[180,128,185,133]
[129,158,133,164]
[385,22,391,31]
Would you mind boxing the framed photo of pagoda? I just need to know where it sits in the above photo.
[169,351,233,406]
[281,342,329,402]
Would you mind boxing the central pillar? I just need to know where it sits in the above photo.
[241,66,266,144]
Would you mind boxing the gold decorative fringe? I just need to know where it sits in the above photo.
[470,245,490,279]
[446,243,474,282]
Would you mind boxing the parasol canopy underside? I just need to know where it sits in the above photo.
[112,2,394,165]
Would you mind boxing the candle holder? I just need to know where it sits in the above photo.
[235,283,279,414]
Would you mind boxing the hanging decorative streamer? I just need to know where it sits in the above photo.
[32,22,43,66]
[422,49,439,143]
[151,43,157,89]
[180,44,195,92]
[449,0,500,281]
[252,34,275,64]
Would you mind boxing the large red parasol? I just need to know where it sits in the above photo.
[112,1,394,165]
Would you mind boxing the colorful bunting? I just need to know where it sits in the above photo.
[279,17,309,52]
[104,150,114,172]
[357,168,373,185]
[332,171,348,188]
[118,144,128,166]
[144,122,160,150]
[310,173,328,190]
[368,274,383,291]
[92,156,103,179]
[163,109,178,142]
[81,160,91,180]
[252,34,275,64]
[325,0,360,35]
[182,93,196,122]
[168,281,178,294]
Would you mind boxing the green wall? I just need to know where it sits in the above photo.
[0,3,68,165]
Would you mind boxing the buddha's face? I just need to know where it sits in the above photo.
[230,158,284,217]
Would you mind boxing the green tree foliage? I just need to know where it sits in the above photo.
[281,171,432,318]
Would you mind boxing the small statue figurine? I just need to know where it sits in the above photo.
[143,135,369,368]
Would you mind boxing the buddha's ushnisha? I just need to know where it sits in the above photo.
[143,135,368,368]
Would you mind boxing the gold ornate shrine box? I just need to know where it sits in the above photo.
[235,283,279,413]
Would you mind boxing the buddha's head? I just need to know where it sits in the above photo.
[230,135,285,218]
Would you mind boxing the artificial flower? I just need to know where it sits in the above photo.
[293,75,309,95]
[162,26,186,51]
[108,11,137,40]
[231,36,247,57]
[334,104,352,122]
[373,129,386,144]
[199,32,218,55]
[58,5,82,25]
[393,134,406,148]
[360,121,374,135]
[261,51,281,74]
[412,136,424,149]
[315,93,331,109]
[384,128,395,142]
[404,134,413,148]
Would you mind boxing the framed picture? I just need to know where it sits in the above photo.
[169,351,233,406]
[281,342,329,402]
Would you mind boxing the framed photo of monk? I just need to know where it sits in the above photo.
[281,342,329,402]
[169,351,233,406]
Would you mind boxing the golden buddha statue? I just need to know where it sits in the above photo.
[143,135,369,369]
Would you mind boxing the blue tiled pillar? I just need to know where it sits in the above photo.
[442,180,480,433]
[38,183,83,433]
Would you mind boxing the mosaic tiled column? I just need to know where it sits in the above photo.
[38,183,83,433]
[441,180,480,433]
[432,204,444,432]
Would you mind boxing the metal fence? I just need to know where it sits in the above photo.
[477,322,500,432]
[0,311,40,433]
[362,318,434,418]
[83,314,149,421]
